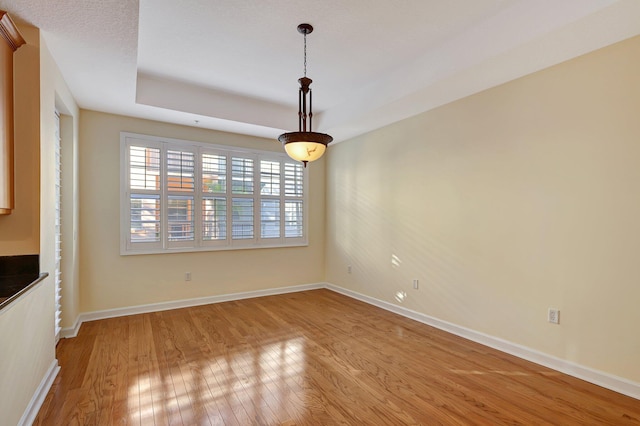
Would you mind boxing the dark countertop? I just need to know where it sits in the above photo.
[0,273,40,295]
[0,273,48,311]
[0,255,47,312]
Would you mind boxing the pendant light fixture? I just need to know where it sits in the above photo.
[278,23,333,167]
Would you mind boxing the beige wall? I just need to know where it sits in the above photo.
[0,24,80,425]
[79,111,326,312]
[39,32,80,329]
[59,113,80,327]
[0,282,56,426]
[0,25,49,426]
[326,35,640,383]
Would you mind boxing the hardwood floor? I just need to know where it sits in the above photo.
[35,289,639,425]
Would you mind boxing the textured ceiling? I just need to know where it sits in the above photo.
[1,0,640,143]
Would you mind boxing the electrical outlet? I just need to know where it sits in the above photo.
[413,279,419,289]
[548,308,560,324]
[185,272,191,281]
[347,265,352,274]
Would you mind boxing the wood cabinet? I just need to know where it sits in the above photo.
[0,11,25,215]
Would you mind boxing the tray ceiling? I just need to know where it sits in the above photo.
[2,0,640,142]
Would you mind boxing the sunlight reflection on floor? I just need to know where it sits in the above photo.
[128,337,307,423]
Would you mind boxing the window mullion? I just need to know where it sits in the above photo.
[303,163,308,240]
[279,160,286,243]
[253,156,262,243]
[194,147,202,246]
[161,143,168,249]
[225,153,232,246]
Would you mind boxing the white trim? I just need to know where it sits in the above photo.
[63,283,325,337]
[18,360,60,426]
[60,316,82,339]
[325,283,640,400]
[59,281,639,400]
[121,241,309,256]
[54,109,62,344]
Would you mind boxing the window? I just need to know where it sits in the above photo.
[121,132,307,254]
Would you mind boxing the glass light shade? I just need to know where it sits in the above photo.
[279,131,332,164]
[284,141,327,163]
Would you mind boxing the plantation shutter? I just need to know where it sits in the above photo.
[54,111,62,342]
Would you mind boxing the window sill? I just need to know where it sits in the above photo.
[120,240,309,256]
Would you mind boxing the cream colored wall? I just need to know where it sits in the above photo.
[79,111,325,312]
[60,113,80,327]
[0,283,56,426]
[0,25,56,425]
[39,34,80,329]
[326,35,640,383]
[0,23,79,423]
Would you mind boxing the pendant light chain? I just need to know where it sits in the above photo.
[303,32,307,77]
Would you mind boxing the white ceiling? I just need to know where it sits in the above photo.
[2,0,640,143]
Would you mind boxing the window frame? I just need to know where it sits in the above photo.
[120,132,308,255]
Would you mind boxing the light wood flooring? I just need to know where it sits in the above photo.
[35,289,640,425]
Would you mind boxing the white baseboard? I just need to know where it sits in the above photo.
[18,359,60,426]
[59,281,639,400]
[326,283,640,400]
[61,282,325,338]
[61,316,82,339]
